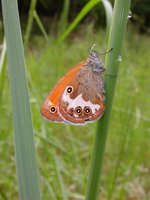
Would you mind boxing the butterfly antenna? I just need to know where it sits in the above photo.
[90,44,97,53]
[90,45,113,55]
[98,48,113,55]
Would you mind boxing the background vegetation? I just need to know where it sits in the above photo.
[0,0,150,199]
[17,0,150,33]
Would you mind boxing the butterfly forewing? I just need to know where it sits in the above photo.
[41,61,87,123]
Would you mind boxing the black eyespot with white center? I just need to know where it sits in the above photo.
[75,106,82,116]
[84,106,92,115]
[66,86,73,94]
[50,106,56,113]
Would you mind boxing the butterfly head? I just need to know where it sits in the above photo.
[88,51,104,73]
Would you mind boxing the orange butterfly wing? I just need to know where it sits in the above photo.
[41,61,88,122]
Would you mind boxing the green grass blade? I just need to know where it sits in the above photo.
[0,38,6,100]
[1,0,41,199]
[35,131,70,157]
[33,11,50,43]
[85,0,131,199]
[24,0,37,49]
[57,0,101,43]
[53,154,68,200]
[58,0,70,34]
[107,101,134,200]
[102,0,113,33]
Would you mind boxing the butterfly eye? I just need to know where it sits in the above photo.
[84,106,92,115]
[66,86,73,94]
[75,106,82,116]
[50,106,56,113]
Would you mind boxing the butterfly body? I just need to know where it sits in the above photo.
[41,51,105,125]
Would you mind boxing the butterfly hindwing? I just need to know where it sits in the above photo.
[58,63,105,125]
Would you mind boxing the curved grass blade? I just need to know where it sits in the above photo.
[1,0,41,199]
[57,0,101,44]
[102,0,113,33]
[85,0,131,199]
[57,0,112,44]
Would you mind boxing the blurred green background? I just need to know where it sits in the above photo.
[0,0,150,199]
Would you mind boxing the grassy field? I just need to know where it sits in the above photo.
[0,25,150,199]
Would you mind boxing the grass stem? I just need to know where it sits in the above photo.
[2,0,41,199]
[85,0,131,199]
[24,0,37,49]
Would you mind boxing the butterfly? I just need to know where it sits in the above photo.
[41,50,105,125]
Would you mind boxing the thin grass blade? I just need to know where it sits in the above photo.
[1,0,41,199]
[102,0,113,33]
[33,11,50,43]
[24,0,37,49]
[58,0,70,34]
[53,153,68,200]
[107,101,134,200]
[57,0,101,43]
[85,0,131,199]
[0,38,6,100]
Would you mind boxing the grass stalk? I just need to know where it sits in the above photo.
[58,0,70,34]
[33,11,50,43]
[107,105,134,200]
[57,0,101,43]
[102,0,113,34]
[2,0,41,199]
[85,0,131,199]
[0,38,6,100]
[57,0,112,44]
[35,131,70,157]
[24,0,37,49]
[53,153,68,200]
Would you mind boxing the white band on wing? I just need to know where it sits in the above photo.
[62,92,100,114]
